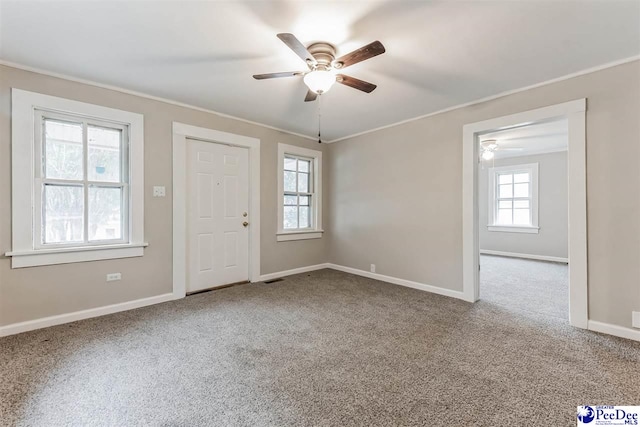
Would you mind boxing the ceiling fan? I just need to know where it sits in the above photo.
[480,139,524,160]
[253,33,385,102]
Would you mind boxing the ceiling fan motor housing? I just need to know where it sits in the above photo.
[307,42,337,69]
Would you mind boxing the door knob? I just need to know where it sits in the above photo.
[243,221,249,227]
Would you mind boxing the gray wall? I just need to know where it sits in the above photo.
[0,65,329,327]
[478,152,568,259]
[328,60,640,329]
[2,60,639,332]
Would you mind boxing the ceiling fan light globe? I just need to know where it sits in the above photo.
[304,70,335,94]
[482,150,495,161]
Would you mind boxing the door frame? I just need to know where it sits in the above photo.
[172,122,261,299]
[462,99,588,328]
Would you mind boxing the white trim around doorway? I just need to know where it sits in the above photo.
[172,122,261,299]
[462,99,588,329]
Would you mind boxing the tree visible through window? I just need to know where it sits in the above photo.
[39,113,128,246]
[283,155,312,230]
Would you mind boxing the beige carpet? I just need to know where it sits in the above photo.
[480,254,568,320]
[1,269,639,426]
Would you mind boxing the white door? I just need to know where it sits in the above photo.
[187,139,250,292]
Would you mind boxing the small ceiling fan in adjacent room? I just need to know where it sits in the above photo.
[253,33,386,102]
[480,139,524,160]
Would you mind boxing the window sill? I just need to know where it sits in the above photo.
[487,225,539,234]
[277,230,324,242]
[5,243,148,268]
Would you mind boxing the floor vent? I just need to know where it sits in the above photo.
[264,278,284,284]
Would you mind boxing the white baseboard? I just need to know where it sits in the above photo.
[326,263,466,301]
[4,265,634,346]
[587,320,640,342]
[258,263,330,282]
[480,249,568,264]
[0,293,176,337]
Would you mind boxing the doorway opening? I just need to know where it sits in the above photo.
[477,120,569,320]
[462,100,587,328]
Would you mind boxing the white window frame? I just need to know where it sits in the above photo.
[277,143,323,241]
[7,89,146,268]
[487,163,539,234]
[34,110,130,249]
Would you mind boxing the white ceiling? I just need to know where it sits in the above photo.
[480,119,568,159]
[1,1,639,141]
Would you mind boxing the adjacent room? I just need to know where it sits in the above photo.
[478,121,570,320]
[1,1,639,426]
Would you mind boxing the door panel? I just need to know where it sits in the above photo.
[223,175,238,217]
[197,173,214,218]
[198,234,214,271]
[187,139,249,292]
[224,232,238,267]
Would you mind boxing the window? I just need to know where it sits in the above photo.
[36,112,128,247]
[277,143,322,241]
[8,89,146,268]
[487,163,539,233]
[283,155,313,230]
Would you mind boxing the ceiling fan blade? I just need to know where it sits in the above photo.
[333,41,385,69]
[336,74,377,93]
[253,71,304,80]
[304,90,318,102]
[277,33,316,68]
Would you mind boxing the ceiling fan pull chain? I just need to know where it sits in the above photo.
[318,94,322,143]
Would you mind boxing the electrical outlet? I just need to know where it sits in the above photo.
[153,186,166,197]
[106,273,122,282]
[633,311,640,329]
[370,264,376,273]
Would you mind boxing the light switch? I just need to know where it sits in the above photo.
[153,186,166,197]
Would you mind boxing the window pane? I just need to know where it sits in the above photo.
[284,171,297,192]
[299,195,310,206]
[514,183,529,198]
[283,206,298,229]
[88,126,122,182]
[298,159,310,173]
[513,208,530,225]
[499,184,512,198]
[514,200,529,209]
[299,206,310,228]
[43,184,84,244]
[514,173,529,183]
[44,119,83,180]
[284,195,297,206]
[498,200,512,209]
[89,187,122,241]
[284,157,297,171]
[298,172,309,193]
[498,174,512,185]
[497,208,512,225]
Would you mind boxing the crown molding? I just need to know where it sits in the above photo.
[2,55,638,145]
[0,60,318,142]
[325,55,640,143]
